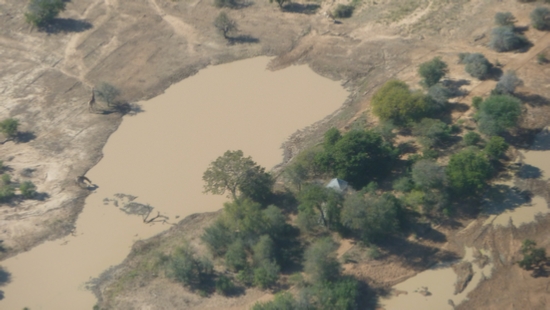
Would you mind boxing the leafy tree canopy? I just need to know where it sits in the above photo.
[446,149,493,197]
[25,0,66,27]
[477,95,522,135]
[371,80,431,125]
[531,7,550,30]
[418,57,448,87]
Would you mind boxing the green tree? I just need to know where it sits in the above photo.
[298,184,343,229]
[215,275,236,295]
[203,150,263,202]
[418,57,448,87]
[323,129,398,189]
[459,53,493,79]
[0,119,19,139]
[371,80,430,124]
[412,118,452,148]
[393,177,414,193]
[214,12,237,39]
[341,192,401,242]
[484,136,509,159]
[225,238,248,272]
[518,239,547,271]
[252,292,298,310]
[253,260,280,289]
[446,149,492,197]
[495,12,515,26]
[201,219,235,257]
[411,159,446,189]
[311,277,359,310]
[25,0,66,27]
[0,174,15,202]
[531,7,550,30]
[494,70,523,95]
[239,168,274,205]
[476,95,522,135]
[304,238,341,282]
[472,96,483,109]
[223,199,266,239]
[95,82,120,108]
[490,26,529,52]
[166,243,212,287]
[463,131,482,146]
[253,235,275,266]
[19,181,37,199]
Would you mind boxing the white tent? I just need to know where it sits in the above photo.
[325,178,348,193]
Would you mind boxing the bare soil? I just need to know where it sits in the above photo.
[2,0,550,309]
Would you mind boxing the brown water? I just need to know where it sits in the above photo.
[0,57,348,310]
[380,247,494,310]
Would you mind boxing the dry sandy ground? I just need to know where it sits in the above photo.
[2,0,550,308]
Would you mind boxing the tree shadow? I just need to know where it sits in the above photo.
[482,183,531,215]
[0,266,11,287]
[99,102,144,116]
[487,66,503,81]
[412,223,447,243]
[43,19,93,34]
[501,128,541,149]
[376,236,459,270]
[15,131,36,143]
[33,192,51,201]
[283,3,320,15]
[514,93,550,107]
[0,240,5,253]
[517,164,542,179]
[228,35,260,45]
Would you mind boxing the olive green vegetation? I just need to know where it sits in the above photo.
[476,95,522,136]
[0,118,19,139]
[459,53,493,79]
[463,131,482,146]
[202,150,273,203]
[19,181,37,199]
[484,136,509,159]
[371,80,432,124]
[495,12,515,26]
[418,57,448,87]
[314,127,398,189]
[25,0,66,27]
[518,239,548,273]
[446,149,493,197]
[213,12,237,39]
[166,243,213,288]
[530,7,550,30]
[0,174,15,202]
[490,26,530,52]
[192,44,531,303]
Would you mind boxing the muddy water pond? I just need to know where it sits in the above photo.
[0,57,348,309]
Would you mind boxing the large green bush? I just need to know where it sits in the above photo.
[412,118,452,148]
[371,80,430,125]
[316,128,398,189]
[477,95,522,135]
[495,12,515,26]
[459,53,492,79]
[530,7,550,30]
[446,149,493,197]
[0,119,19,138]
[490,26,529,52]
[25,0,66,27]
[304,238,341,282]
[418,57,448,87]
